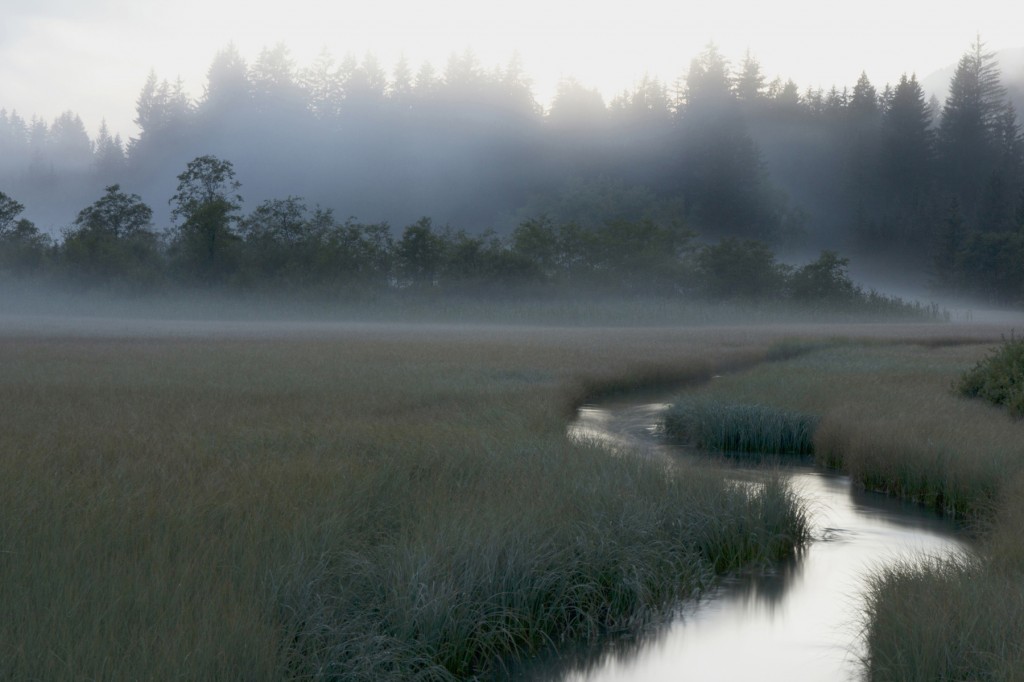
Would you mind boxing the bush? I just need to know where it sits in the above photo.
[788,250,857,303]
[696,238,788,300]
[956,334,1024,418]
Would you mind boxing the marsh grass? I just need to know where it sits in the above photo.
[4,321,1019,679]
[861,555,1024,681]
[667,341,1024,518]
[660,337,1024,680]
[862,472,1024,681]
[664,399,818,456]
[0,327,811,680]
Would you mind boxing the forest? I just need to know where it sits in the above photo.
[1,39,1022,304]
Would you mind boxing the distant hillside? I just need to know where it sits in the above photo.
[921,46,1024,114]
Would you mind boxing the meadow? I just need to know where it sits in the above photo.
[0,314,1019,680]
[0,321,811,680]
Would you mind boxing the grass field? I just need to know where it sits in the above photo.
[1,315,1020,680]
[0,322,815,680]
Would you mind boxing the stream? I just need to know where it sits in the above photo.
[518,395,970,681]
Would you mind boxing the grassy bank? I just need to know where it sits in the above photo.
[662,338,1024,679]
[0,325,815,680]
[665,340,1023,517]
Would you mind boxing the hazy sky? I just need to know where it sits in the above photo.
[2,0,1021,139]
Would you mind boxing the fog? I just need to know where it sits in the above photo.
[2,41,1024,308]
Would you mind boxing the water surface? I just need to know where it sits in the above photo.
[529,397,968,681]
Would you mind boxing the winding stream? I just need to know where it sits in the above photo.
[523,395,969,681]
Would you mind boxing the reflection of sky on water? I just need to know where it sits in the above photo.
[533,399,968,682]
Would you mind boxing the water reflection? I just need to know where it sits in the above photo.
[519,398,968,681]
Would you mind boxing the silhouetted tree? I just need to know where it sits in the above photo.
[168,155,243,281]
[548,78,606,127]
[236,196,339,285]
[251,43,304,116]
[678,45,776,240]
[318,218,393,289]
[876,74,936,242]
[697,238,788,299]
[849,72,879,118]
[684,44,733,115]
[388,55,414,111]
[201,44,251,118]
[883,75,933,187]
[396,217,444,288]
[0,192,24,233]
[734,50,767,106]
[938,37,1009,216]
[301,49,343,120]
[789,251,857,303]
[47,111,93,172]
[767,78,802,114]
[0,191,50,274]
[61,185,160,283]
[94,120,126,179]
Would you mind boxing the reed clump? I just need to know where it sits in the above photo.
[664,399,818,456]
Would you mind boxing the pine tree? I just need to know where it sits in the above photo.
[882,74,934,199]
[389,55,414,108]
[251,43,303,114]
[734,50,767,106]
[202,43,251,115]
[937,36,1008,216]
[300,49,343,119]
[684,44,733,116]
[94,120,126,178]
[849,72,879,118]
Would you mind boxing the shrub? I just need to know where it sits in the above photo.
[956,334,1024,418]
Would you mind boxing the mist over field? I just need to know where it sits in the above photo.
[2,38,1024,311]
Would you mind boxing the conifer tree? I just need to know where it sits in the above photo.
[937,37,1009,215]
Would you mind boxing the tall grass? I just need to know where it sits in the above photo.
[664,399,818,456]
[0,327,810,680]
[271,458,808,680]
[861,554,1024,681]
[667,341,1023,518]
[3,321,1018,679]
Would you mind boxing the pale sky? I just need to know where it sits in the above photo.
[2,0,1022,139]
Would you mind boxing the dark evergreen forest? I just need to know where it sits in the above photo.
[1,39,1022,304]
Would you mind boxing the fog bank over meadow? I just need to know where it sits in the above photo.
[2,39,1024,311]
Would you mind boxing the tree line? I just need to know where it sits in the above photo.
[0,154,933,316]
[1,38,1022,303]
